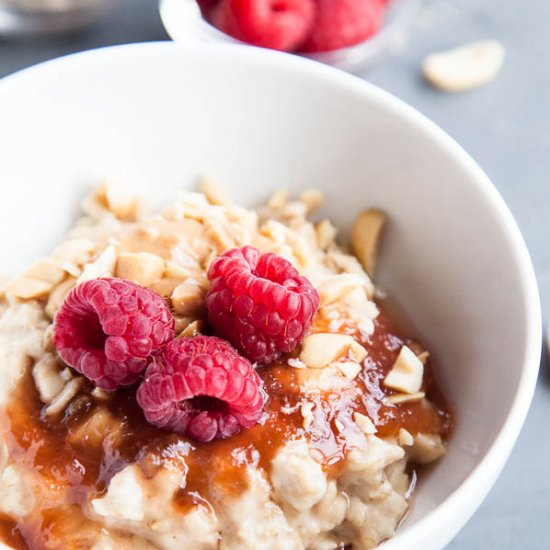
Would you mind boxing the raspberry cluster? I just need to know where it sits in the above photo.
[199,0,387,53]
[53,245,319,441]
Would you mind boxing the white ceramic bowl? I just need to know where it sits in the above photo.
[0,43,541,549]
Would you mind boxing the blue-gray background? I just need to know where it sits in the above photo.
[1,0,548,547]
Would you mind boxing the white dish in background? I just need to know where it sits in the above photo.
[0,43,541,549]
[159,0,421,73]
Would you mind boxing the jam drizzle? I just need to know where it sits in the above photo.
[0,309,452,548]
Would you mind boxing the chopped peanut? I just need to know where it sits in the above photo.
[333,361,361,380]
[171,281,205,316]
[301,402,314,429]
[115,252,165,286]
[354,412,377,435]
[77,245,117,284]
[300,333,356,368]
[384,346,424,394]
[200,178,228,205]
[351,209,386,278]
[388,392,426,405]
[45,278,76,319]
[5,277,53,300]
[398,428,414,447]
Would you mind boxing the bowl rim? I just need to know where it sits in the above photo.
[0,42,542,549]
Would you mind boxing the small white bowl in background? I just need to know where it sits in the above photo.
[0,43,541,549]
[159,0,421,73]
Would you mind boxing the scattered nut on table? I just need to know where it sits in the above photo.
[423,40,505,92]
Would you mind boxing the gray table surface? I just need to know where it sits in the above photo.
[1,0,548,547]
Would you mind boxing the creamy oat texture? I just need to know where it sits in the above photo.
[0,181,448,549]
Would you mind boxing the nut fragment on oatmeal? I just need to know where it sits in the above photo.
[100,181,141,220]
[32,354,65,403]
[176,319,203,338]
[6,257,68,300]
[52,238,96,266]
[315,218,337,250]
[398,428,414,447]
[199,177,228,205]
[351,208,386,277]
[115,252,165,286]
[267,189,289,210]
[45,277,76,319]
[44,377,84,417]
[408,433,446,464]
[317,273,367,306]
[423,40,505,92]
[301,402,315,429]
[299,189,324,213]
[333,361,361,380]
[388,392,426,405]
[384,345,424,394]
[349,341,368,363]
[288,357,306,369]
[5,277,54,300]
[354,412,377,434]
[76,245,117,284]
[300,333,357,368]
[24,258,66,287]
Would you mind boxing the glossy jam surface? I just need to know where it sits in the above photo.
[0,309,452,548]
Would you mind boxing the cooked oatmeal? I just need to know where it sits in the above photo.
[0,181,451,549]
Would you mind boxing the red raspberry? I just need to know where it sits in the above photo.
[205,246,320,364]
[53,278,175,391]
[211,0,315,52]
[196,0,218,18]
[136,336,264,442]
[299,0,385,53]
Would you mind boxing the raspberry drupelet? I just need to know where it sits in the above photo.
[53,278,175,390]
[205,246,320,364]
[137,336,265,442]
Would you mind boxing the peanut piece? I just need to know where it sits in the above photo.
[333,361,361,380]
[315,219,337,250]
[171,280,204,316]
[45,277,76,319]
[45,378,84,417]
[353,412,377,435]
[299,189,324,213]
[24,258,66,286]
[384,345,424,394]
[101,181,141,220]
[52,238,96,266]
[301,402,314,429]
[423,40,505,92]
[398,428,414,447]
[77,245,117,284]
[5,277,53,300]
[351,208,386,277]
[115,252,165,286]
[388,392,426,405]
[200,178,228,205]
[32,354,65,403]
[317,274,366,306]
[299,333,356,368]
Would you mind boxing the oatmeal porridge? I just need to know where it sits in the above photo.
[0,181,451,549]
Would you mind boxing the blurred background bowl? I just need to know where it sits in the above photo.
[0,0,114,37]
[159,0,422,73]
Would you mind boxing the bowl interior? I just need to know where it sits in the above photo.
[0,43,539,549]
